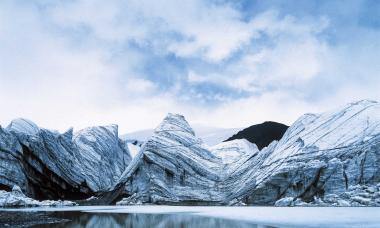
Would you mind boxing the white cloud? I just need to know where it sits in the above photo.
[0,0,379,134]
[237,36,329,86]
[0,2,126,130]
[185,13,330,93]
[48,0,261,62]
[124,78,157,95]
[189,91,323,128]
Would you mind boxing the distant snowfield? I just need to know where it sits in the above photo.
[123,124,242,157]
[126,143,141,157]
[3,206,380,228]
[123,125,241,146]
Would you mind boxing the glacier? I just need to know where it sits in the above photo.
[1,100,380,207]
[0,119,132,201]
[101,100,380,206]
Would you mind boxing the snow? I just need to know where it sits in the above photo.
[127,143,141,157]
[122,129,154,142]
[209,139,258,164]
[123,124,241,146]
[0,186,77,207]
[191,124,242,146]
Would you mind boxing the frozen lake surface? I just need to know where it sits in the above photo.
[1,206,380,227]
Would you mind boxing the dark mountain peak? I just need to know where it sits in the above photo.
[225,121,289,150]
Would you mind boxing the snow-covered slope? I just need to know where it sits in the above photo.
[192,125,242,146]
[122,129,153,142]
[0,185,77,207]
[125,139,143,157]
[210,139,258,164]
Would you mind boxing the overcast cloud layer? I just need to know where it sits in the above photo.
[0,0,379,133]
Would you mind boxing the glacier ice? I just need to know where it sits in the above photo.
[99,100,380,206]
[0,120,132,201]
[1,100,380,207]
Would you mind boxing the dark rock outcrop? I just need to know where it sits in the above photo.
[225,121,288,150]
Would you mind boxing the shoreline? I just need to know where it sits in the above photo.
[0,211,69,227]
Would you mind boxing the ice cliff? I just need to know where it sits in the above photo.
[0,119,131,201]
[105,113,224,205]
[240,100,380,205]
[102,100,380,206]
[1,100,380,206]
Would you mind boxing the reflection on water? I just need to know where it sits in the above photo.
[32,212,276,228]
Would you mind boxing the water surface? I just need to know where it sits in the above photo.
[1,206,380,228]
[32,211,265,228]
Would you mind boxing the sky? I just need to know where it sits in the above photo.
[0,0,379,133]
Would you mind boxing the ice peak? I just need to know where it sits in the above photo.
[155,113,195,136]
[6,118,39,135]
[74,124,119,141]
[350,99,377,105]
[61,128,74,140]
[104,124,118,138]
